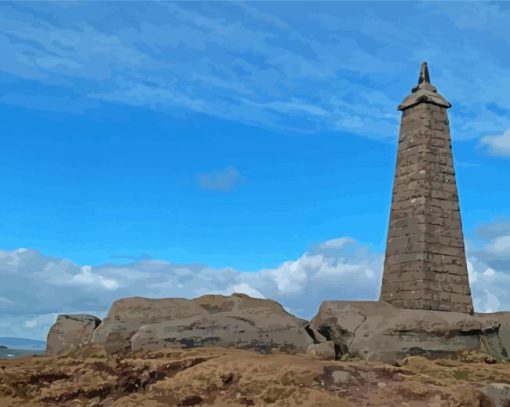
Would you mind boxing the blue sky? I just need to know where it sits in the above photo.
[1,1,510,340]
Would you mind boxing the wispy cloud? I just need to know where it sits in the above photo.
[480,129,510,157]
[2,2,509,140]
[197,166,244,192]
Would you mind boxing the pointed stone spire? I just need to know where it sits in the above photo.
[380,62,473,314]
[418,61,430,83]
[412,62,436,93]
[398,61,451,111]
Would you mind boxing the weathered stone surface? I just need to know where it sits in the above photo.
[94,293,312,355]
[380,62,473,314]
[306,341,336,360]
[484,312,510,360]
[132,311,310,354]
[46,314,101,356]
[92,296,207,354]
[479,383,510,407]
[307,301,509,362]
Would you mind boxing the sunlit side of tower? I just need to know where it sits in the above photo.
[380,62,474,314]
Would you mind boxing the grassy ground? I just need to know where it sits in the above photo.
[0,346,508,406]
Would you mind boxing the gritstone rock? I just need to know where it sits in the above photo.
[479,383,510,407]
[46,314,101,356]
[306,301,509,363]
[93,293,312,355]
[306,341,336,360]
[92,296,206,354]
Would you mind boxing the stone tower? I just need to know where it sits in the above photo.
[380,62,473,314]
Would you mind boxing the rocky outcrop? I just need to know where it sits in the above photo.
[47,295,510,363]
[307,301,510,363]
[46,314,101,356]
[306,341,336,360]
[479,383,510,407]
[93,293,312,355]
[486,312,510,359]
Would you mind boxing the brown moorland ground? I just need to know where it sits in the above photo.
[1,346,509,406]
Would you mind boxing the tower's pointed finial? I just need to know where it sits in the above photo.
[411,61,437,94]
[418,61,430,85]
[398,62,451,110]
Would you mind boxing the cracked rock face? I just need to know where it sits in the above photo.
[306,301,510,363]
[46,314,101,356]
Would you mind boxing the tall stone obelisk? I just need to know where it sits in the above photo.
[380,62,473,314]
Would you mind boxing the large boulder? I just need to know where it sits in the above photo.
[95,293,312,355]
[46,314,101,356]
[479,383,510,407]
[486,312,510,358]
[307,301,510,363]
[92,297,206,354]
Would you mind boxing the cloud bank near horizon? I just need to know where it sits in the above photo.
[1,222,510,340]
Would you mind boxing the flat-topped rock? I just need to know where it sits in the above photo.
[93,293,312,355]
[307,301,509,362]
[46,314,101,356]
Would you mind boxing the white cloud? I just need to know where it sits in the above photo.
[24,319,38,329]
[69,266,119,290]
[317,237,354,250]
[466,220,510,313]
[480,129,510,157]
[3,221,510,340]
[0,237,382,339]
[483,268,496,277]
[197,166,244,192]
